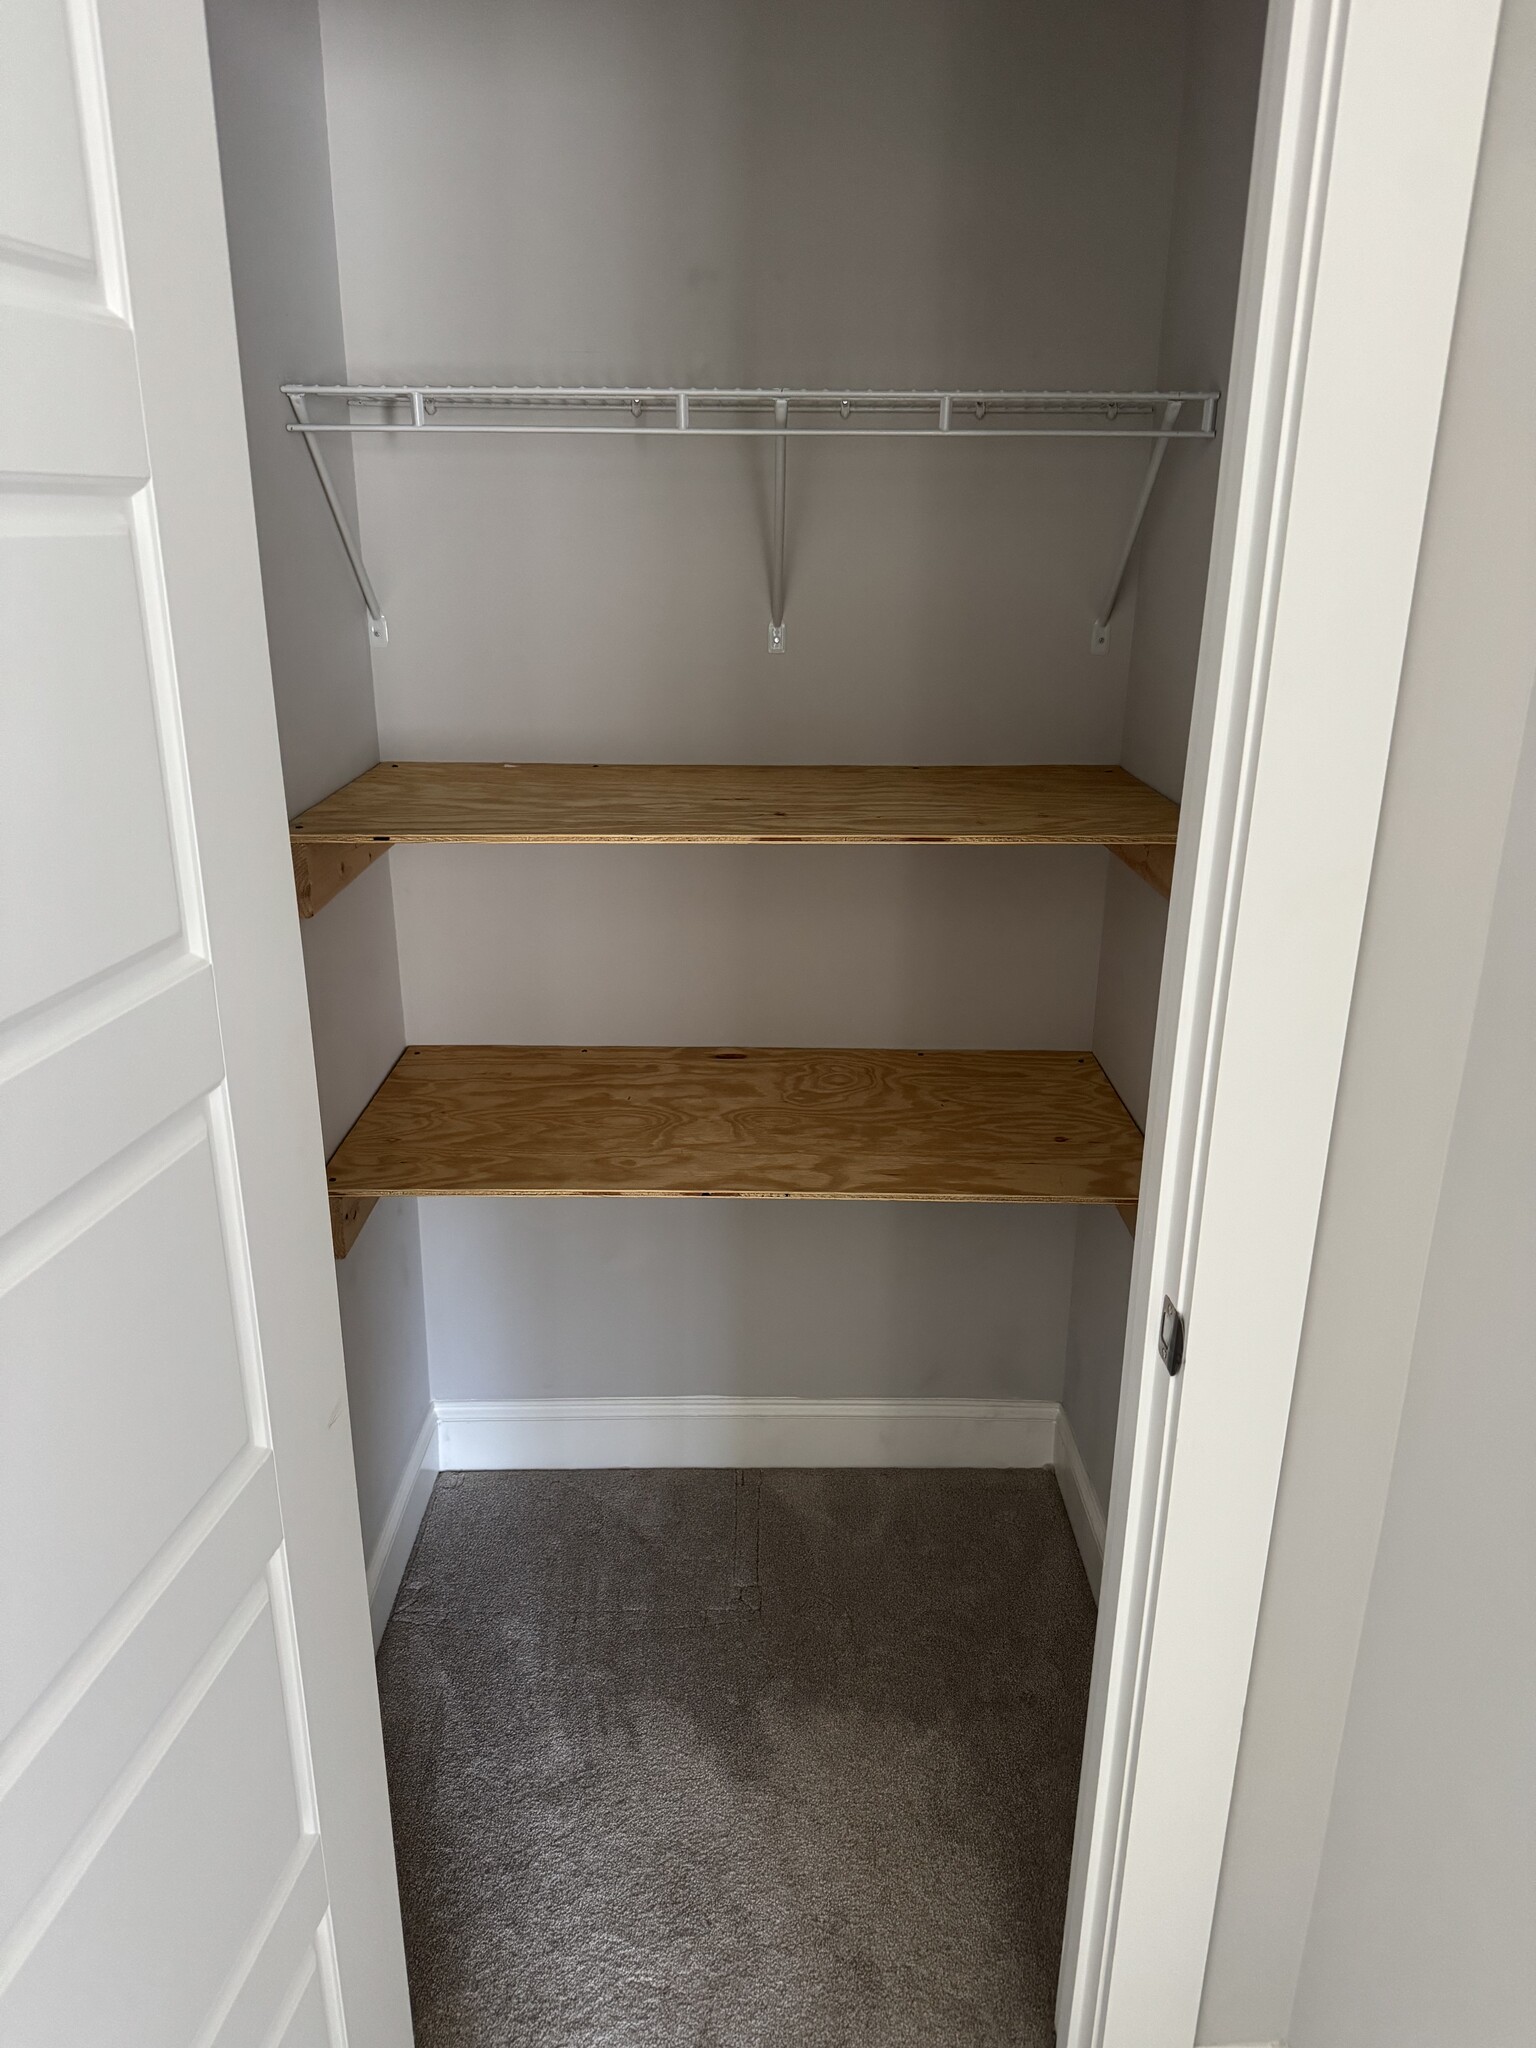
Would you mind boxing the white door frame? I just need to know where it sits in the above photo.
[1058,1,1504,2042]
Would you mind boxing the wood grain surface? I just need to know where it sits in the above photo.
[1109,840,1177,899]
[328,1193,377,1259]
[292,840,387,917]
[325,1046,1145,1218]
[291,761,1179,847]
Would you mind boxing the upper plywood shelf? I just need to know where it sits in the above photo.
[290,762,1179,914]
[325,1044,1144,1256]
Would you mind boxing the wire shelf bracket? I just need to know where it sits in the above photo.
[1090,397,1188,653]
[286,391,389,643]
[282,384,1217,653]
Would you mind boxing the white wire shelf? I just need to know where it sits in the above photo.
[281,383,1219,648]
[283,384,1218,439]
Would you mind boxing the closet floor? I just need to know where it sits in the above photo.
[377,1467,1096,2047]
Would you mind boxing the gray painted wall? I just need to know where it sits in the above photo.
[1288,692,1535,2047]
[1061,0,1267,1510]
[1198,1,1536,2031]
[204,0,431,1563]
[313,0,1200,1407]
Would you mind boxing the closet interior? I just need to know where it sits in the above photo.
[205,0,1266,2034]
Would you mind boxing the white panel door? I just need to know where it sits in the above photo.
[0,2,412,2042]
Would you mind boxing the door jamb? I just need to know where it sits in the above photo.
[1056,1,1504,2042]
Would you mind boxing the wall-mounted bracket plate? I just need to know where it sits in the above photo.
[768,620,786,654]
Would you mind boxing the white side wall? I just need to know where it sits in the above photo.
[1288,691,1535,2047]
[1197,0,1536,2029]
[314,0,1197,1408]
[203,0,431,1568]
[1061,0,1268,1512]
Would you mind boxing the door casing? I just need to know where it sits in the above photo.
[1058,1,1504,2042]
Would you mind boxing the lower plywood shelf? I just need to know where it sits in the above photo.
[325,1045,1144,1256]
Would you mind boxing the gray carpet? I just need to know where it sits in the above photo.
[377,1468,1097,2048]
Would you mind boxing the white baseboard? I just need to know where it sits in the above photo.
[435,1395,1061,1472]
[391,1397,1104,1616]
[1052,1407,1107,1600]
[364,1405,439,1647]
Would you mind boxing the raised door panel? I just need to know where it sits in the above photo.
[0,0,94,269]
[0,1597,306,2044]
[0,517,183,1018]
[0,314,147,481]
[266,1963,335,2048]
[0,1128,256,1738]
[0,961,224,1238]
[0,1460,284,1947]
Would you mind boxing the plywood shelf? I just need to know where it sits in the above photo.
[290,762,1179,912]
[325,1044,1144,1255]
